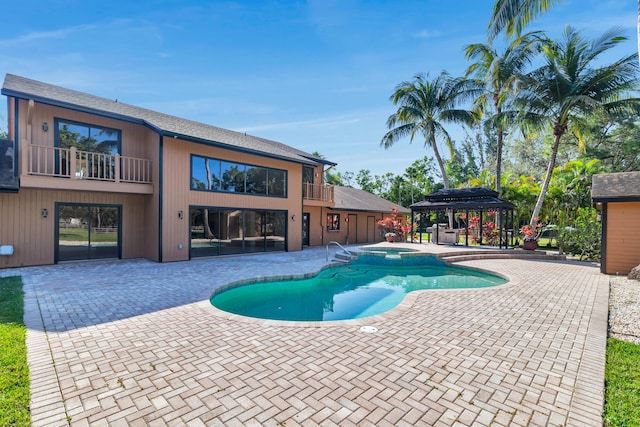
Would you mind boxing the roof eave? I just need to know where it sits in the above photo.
[2,87,158,131]
[592,196,640,203]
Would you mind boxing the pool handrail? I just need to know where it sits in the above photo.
[326,241,356,261]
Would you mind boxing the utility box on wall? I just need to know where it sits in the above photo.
[0,245,14,256]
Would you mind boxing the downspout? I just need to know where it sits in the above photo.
[321,206,324,246]
[600,203,607,273]
[158,134,163,262]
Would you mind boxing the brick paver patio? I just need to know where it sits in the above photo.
[6,244,608,426]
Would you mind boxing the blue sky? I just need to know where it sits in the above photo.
[0,0,636,178]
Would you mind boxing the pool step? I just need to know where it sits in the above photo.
[438,250,566,263]
[332,252,358,263]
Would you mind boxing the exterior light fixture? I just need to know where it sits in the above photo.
[178,210,184,220]
[42,122,48,132]
[42,208,48,218]
[291,214,295,221]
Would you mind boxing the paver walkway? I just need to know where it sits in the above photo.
[6,244,608,426]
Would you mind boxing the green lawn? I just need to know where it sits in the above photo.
[604,338,640,426]
[58,228,117,243]
[0,276,30,426]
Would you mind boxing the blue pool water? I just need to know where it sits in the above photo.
[210,254,507,321]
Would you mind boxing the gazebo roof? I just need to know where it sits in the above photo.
[411,187,515,210]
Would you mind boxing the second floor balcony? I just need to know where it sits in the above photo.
[303,181,334,205]
[22,144,153,194]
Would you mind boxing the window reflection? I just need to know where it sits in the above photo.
[190,155,287,197]
[190,208,286,257]
[327,213,340,231]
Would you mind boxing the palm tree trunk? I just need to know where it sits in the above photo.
[495,115,504,230]
[430,135,454,228]
[530,133,562,225]
[431,135,450,189]
[495,113,503,196]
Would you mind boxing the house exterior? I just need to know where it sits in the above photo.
[592,171,640,275]
[307,185,410,246]
[0,74,407,268]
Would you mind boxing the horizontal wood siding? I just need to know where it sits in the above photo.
[0,189,150,268]
[161,139,303,261]
[605,202,640,274]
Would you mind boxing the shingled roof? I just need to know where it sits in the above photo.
[332,186,410,214]
[592,171,640,202]
[1,74,334,167]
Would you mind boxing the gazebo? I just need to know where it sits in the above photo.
[410,187,515,249]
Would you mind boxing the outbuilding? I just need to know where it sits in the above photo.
[592,171,640,275]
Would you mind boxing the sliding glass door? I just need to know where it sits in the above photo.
[56,203,121,262]
[190,207,286,257]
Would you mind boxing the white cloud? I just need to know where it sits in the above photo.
[0,24,97,46]
[413,29,441,39]
[237,115,362,133]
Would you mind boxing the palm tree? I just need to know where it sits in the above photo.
[489,0,640,68]
[488,0,559,40]
[515,26,640,225]
[381,72,479,190]
[464,31,543,198]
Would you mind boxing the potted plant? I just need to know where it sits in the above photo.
[377,208,411,243]
[520,219,542,250]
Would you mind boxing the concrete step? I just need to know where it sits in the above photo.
[439,252,566,263]
[334,252,358,262]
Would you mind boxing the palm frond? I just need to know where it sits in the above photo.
[488,0,558,40]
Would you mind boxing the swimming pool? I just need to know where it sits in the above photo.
[210,254,507,321]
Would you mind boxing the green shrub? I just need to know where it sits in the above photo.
[559,207,601,260]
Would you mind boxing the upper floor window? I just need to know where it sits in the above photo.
[303,166,314,184]
[191,155,287,197]
[55,119,121,155]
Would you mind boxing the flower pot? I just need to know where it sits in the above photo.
[522,240,538,250]
[386,237,395,243]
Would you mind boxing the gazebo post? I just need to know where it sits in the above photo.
[465,208,469,247]
[511,210,515,247]
[411,209,415,243]
[479,211,484,245]
[498,206,507,249]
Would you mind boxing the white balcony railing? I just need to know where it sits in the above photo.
[26,144,152,184]
[303,181,334,202]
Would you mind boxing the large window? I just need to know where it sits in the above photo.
[55,119,121,179]
[191,155,287,197]
[190,208,286,257]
